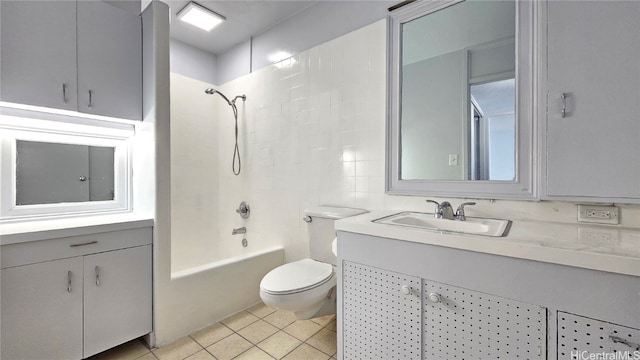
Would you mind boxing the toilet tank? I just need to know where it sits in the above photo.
[305,206,367,265]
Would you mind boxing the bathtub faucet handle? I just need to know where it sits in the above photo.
[236,201,250,219]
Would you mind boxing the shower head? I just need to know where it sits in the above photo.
[204,88,246,106]
[204,88,217,95]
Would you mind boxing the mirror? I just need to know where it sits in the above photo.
[16,140,115,205]
[387,0,535,199]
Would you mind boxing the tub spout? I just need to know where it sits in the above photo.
[232,227,246,235]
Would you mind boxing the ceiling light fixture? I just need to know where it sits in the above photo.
[177,2,225,32]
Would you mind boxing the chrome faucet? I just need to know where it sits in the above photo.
[232,227,246,235]
[454,202,476,221]
[426,200,455,220]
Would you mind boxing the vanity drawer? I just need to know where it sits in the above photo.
[1,227,152,269]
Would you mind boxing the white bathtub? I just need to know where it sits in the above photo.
[157,246,284,345]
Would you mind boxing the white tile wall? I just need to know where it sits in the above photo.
[174,19,640,265]
[170,73,221,272]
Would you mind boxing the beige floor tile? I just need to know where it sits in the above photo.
[190,322,233,347]
[306,328,337,356]
[283,320,323,341]
[205,333,252,360]
[89,339,150,360]
[153,337,202,360]
[246,302,277,318]
[310,315,335,327]
[257,331,301,359]
[234,346,275,360]
[237,319,279,344]
[136,353,158,360]
[325,319,336,332]
[263,310,297,329]
[282,344,330,360]
[184,350,215,360]
[220,311,259,331]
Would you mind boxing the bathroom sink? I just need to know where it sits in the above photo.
[373,212,511,237]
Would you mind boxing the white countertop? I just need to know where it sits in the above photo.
[0,214,154,245]
[336,211,640,277]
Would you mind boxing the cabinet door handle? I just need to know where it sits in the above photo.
[95,266,100,286]
[88,90,93,108]
[609,335,640,350]
[67,271,72,293]
[70,240,98,247]
[62,83,68,104]
[561,93,567,118]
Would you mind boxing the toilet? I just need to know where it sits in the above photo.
[260,206,367,320]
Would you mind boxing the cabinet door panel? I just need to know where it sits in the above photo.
[77,1,142,120]
[83,245,152,357]
[546,1,640,200]
[1,257,83,360]
[0,1,77,110]
[423,280,546,359]
[342,261,422,360]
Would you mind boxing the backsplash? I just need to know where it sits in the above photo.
[205,19,639,262]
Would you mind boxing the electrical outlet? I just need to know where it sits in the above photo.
[578,205,619,225]
[578,227,619,245]
[448,154,458,166]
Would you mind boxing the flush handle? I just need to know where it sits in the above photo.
[302,216,312,223]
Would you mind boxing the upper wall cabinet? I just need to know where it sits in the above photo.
[542,1,640,203]
[0,1,78,111]
[1,1,142,121]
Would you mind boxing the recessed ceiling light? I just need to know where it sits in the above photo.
[177,2,225,32]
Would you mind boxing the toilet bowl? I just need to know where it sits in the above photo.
[259,206,367,320]
[260,258,336,319]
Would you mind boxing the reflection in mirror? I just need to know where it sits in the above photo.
[399,0,515,181]
[16,140,115,205]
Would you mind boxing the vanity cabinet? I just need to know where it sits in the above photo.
[543,0,640,202]
[341,261,546,360]
[338,229,640,360]
[0,0,142,120]
[0,227,152,360]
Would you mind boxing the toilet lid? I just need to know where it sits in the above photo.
[261,258,333,294]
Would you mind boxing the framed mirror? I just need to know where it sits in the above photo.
[0,109,132,221]
[387,0,536,199]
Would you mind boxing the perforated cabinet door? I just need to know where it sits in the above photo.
[558,312,640,360]
[342,261,422,360]
[423,280,547,359]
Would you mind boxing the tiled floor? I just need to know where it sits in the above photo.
[89,303,337,360]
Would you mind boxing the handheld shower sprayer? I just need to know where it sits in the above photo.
[204,88,247,175]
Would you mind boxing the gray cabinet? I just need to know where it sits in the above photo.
[83,245,152,357]
[0,1,142,120]
[423,280,546,359]
[77,1,142,120]
[342,261,422,360]
[557,312,640,360]
[341,261,547,360]
[0,1,78,111]
[544,0,640,202]
[1,257,84,360]
[0,228,152,360]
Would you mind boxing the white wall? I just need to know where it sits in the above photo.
[214,18,640,266]
[170,39,217,85]
[170,73,220,272]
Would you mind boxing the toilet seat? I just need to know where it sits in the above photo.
[260,259,333,295]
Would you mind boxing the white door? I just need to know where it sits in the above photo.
[1,257,84,360]
[77,1,142,120]
[546,1,640,200]
[0,0,77,110]
[83,245,152,357]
